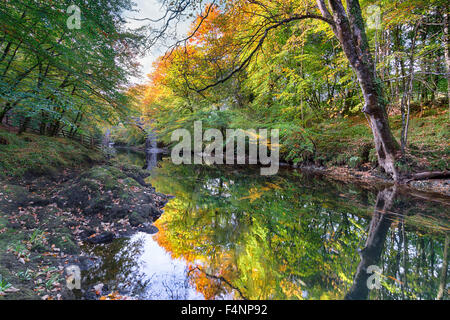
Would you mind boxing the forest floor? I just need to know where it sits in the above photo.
[0,128,168,300]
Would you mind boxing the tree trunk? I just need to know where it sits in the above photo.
[444,12,450,117]
[0,104,11,123]
[18,117,30,135]
[437,233,448,300]
[345,186,398,300]
[318,0,401,180]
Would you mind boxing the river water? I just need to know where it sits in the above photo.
[81,148,449,300]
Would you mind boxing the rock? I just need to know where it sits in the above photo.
[138,225,159,234]
[85,231,115,244]
[118,163,151,187]
[83,195,112,216]
[77,256,98,271]
[109,205,130,220]
[93,283,104,294]
[129,212,145,227]
[137,204,160,219]
[79,228,96,239]
[6,222,21,229]
[27,197,51,206]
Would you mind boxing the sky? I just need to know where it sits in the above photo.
[125,0,192,85]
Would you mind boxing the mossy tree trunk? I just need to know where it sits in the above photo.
[444,12,450,117]
[318,0,401,180]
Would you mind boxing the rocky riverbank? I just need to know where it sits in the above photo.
[289,164,450,198]
[0,161,169,300]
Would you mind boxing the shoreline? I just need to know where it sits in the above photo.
[0,160,169,300]
[291,164,450,203]
[115,144,450,198]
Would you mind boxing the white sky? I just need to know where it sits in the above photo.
[125,0,192,85]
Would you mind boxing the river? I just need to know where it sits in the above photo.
[80,148,449,300]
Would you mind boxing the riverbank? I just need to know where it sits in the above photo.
[293,164,450,200]
[280,106,448,176]
[270,107,449,196]
[0,161,169,300]
[0,129,169,299]
[0,126,104,180]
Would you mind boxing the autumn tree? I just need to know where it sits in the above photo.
[146,0,436,180]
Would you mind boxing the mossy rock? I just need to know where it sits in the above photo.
[24,165,59,180]
[129,212,145,227]
[125,165,150,179]
[137,204,160,219]
[89,166,126,179]
[107,205,131,220]
[121,177,141,188]
[0,184,29,208]
[84,195,113,216]
[78,178,102,191]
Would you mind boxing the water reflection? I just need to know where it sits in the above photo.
[82,233,204,299]
[81,236,150,298]
[85,155,449,300]
[149,161,449,300]
[114,148,146,168]
[346,187,398,299]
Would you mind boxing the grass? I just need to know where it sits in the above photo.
[0,127,104,178]
[0,274,12,293]
[16,269,33,282]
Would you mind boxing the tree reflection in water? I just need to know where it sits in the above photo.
[82,233,204,300]
[84,157,449,300]
[82,236,150,297]
[150,161,449,300]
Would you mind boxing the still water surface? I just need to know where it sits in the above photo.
[81,149,449,300]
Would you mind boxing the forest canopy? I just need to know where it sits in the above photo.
[0,0,146,137]
[1,0,448,179]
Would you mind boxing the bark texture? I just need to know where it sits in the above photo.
[444,12,450,116]
[318,0,401,180]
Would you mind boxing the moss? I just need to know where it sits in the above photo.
[122,177,141,188]
[0,128,103,179]
[80,166,128,192]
